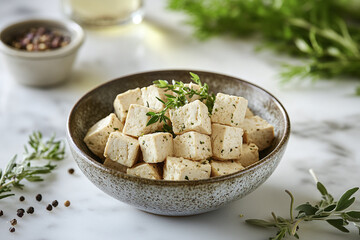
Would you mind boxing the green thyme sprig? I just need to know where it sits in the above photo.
[0,131,65,200]
[246,170,360,239]
[146,72,215,133]
[168,0,360,94]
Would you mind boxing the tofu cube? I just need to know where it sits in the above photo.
[141,85,170,111]
[122,104,162,137]
[173,131,212,160]
[139,132,173,163]
[211,123,243,160]
[163,157,211,180]
[211,93,248,127]
[113,88,143,123]
[84,113,123,158]
[170,100,211,135]
[103,158,128,173]
[104,132,139,167]
[210,160,244,177]
[127,163,162,180]
[182,82,201,102]
[238,143,259,167]
[239,116,274,150]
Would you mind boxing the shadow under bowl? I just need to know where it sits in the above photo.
[67,70,290,216]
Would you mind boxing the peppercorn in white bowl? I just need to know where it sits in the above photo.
[0,18,84,87]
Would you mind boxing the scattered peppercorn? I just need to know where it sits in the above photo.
[64,200,71,207]
[19,196,25,201]
[26,207,34,214]
[46,204,53,211]
[10,219,17,226]
[9,27,71,52]
[68,168,75,174]
[0,210,3,216]
[36,194,42,202]
[17,209,25,218]
[52,200,58,207]
[9,227,15,233]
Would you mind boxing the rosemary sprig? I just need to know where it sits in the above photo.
[168,0,360,94]
[0,131,65,200]
[246,170,360,239]
[146,72,215,133]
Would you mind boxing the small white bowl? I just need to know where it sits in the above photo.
[0,18,85,87]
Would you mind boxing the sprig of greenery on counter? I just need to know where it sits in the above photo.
[0,132,65,200]
[146,72,215,133]
[168,0,360,94]
[246,170,360,239]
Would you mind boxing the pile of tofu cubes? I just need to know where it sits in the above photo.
[84,83,274,181]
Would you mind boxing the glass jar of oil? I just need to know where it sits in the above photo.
[62,0,143,26]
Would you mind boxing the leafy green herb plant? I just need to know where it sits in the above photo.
[168,0,360,94]
[146,72,215,134]
[0,132,65,200]
[246,170,360,239]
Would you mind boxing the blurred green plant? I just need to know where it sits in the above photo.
[168,0,360,94]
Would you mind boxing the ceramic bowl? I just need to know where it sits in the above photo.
[67,70,290,216]
[0,18,84,87]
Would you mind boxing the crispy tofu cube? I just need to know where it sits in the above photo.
[211,93,248,127]
[127,163,161,180]
[139,132,173,163]
[239,116,274,150]
[238,143,259,167]
[122,104,162,137]
[210,160,244,177]
[84,113,123,158]
[245,108,254,118]
[173,131,212,160]
[163,157,211,180]
[103,158,128,173]
[170,100,211,135]
[141,85,170,111]
[211,123,243,160]
[113,88,143,123]
[104,132,139,167]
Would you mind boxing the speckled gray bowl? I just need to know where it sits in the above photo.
[67,70,290,216]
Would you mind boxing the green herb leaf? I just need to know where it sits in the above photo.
[295,203,318,216]
[326,219,350,233]
[317,182,328,196]
[336,187,359,211]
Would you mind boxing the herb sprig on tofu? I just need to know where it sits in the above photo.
[146,72,215,134]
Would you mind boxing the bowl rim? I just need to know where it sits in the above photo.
[67,70,290,186]
[0,18,85,58]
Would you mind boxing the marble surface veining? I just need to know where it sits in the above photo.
[0,0,360,239]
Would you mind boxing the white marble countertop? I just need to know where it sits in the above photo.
[1,0,360,239]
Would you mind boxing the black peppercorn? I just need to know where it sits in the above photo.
[9,227,15,233]
[52,200,58,207]
[26,207,34,214]
[46,204,53,211]
[68,168,75,174]
[36,194,42,202]
[10,219,17,226]
[19,196,25,201]
[0,210,3,216]
[17,208,25,218]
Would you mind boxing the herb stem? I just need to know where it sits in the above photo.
[285,190,294,222]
